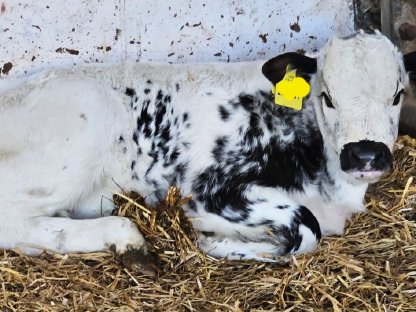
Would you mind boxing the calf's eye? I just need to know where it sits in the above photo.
[393,90,404,106]
[321,92,335,109]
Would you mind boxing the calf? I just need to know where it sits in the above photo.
[0,31,414,263]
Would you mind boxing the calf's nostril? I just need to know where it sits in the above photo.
[350,149,359,161]
[373,148,383,162]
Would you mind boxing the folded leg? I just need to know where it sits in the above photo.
[2,214,145,256]
[190,184,322,261]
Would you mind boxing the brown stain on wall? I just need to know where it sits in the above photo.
[290,22,301,32]
[290,16,301,33]
[115,28,121,41]
[1,62,13,74]
[56,48,80,55]
[97,46,112,52]
[259,33,268,43]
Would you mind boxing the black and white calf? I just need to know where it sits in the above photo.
[0,31,415,262]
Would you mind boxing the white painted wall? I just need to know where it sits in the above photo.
[0,0,354,80]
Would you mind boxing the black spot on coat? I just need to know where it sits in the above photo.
[280,205,321,253]
[218,105,230,121]
[125,87,136,97]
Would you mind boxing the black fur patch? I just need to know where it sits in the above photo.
[156,90,163,100]
[218,105,230,121]
[212,136,229,162]
[132,132,138,145]
[192,91,325,221]
[193,167,251,221]
[233,94,256,111]
[164,95,172,103]
[125,88,138,109]
[245,112,264,142]
[138,101,153,138]
[298,205,321,240]
[276,205,290,209]
[188,200,197,211]
[279,205,321,254]
[173,162,188,183]
[246,219,274,227]
[132,172,139,180]
[230,252,246,258]
[125,87,136,97]
[154,104,167,137]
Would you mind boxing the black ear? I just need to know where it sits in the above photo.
[262,52,317,85]
[404,51,416,79]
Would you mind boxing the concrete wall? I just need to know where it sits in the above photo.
[0,0,354,81]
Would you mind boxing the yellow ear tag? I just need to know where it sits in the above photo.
[272,69,310,110]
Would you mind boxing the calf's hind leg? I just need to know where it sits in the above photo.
[191,184,322,261]
[0,153,152,267]
[4,214,146,257]
[0,77,153,268]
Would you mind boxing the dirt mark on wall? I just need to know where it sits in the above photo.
[1,62,13,75]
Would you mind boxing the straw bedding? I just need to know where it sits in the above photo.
[1,136,415,312]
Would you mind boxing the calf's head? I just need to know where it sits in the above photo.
[263,31,415,183]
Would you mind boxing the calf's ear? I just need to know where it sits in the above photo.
[404,51,416,76]
[262,52,317,85]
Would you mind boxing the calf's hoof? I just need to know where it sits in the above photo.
[112,244,160,276]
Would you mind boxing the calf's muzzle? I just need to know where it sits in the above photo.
[340,140,393,174]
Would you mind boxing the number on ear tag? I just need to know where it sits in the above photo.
[272,69,310,110]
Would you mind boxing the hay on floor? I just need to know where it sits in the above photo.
[1,136,416,311]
